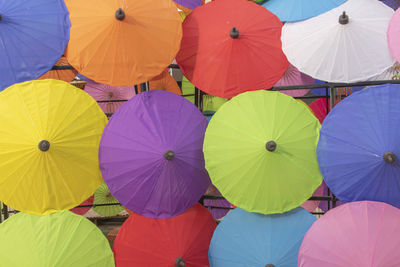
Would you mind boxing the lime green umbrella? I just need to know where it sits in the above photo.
[0,210,114,266]
[93,182,124,217]
[203,90,322,214]
[182,76,195,104]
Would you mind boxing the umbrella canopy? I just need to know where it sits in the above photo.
[0,0,70,91]
[174,0,202,10]
[299,201,400,267]
[65,0,182,86]
[0,210,114,267]
[70,195,94,215]
[209,207,316,266]
[113,203,217,267]
[84,80,136,114]
[204,185,231,220]
[176,0,289,99]
[309,98,331,124]
[262,0,347,22]
[318,181,343,212]
[317,84,400,207]
[38,56,78,82]
[93,182,124,217]
[282,0,395,83]
[203,90,322,214]
[274,64,313,97]
[388,8,400,63]
[99,90,210,218]
[148,70,182,95]
[0,79,107,215]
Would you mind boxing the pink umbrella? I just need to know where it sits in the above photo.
[301,183,324,212]
[274,64,314,97]
[388,8,400,63]
[299,201,400,267]
[70,195,94,215]
[84,80,136,114]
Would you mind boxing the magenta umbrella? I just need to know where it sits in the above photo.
[388,7,400,63]
[99,90,211,219]
[301,183,324,213]
[274,64,314,97]
[84,80,136,114]
[299,201,400,267]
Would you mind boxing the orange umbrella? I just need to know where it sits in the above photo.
[148,70,182,95]
[38,56,77,82]
[65,0,182,86]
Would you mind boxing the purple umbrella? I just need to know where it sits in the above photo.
[204,185,232,219]
[99,90,211,218]
[174,0,202,10]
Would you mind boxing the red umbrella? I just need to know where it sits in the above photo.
[309,98,330,124]
[113,203,217,266]
[69,195,94,215]
[176,0,289,99]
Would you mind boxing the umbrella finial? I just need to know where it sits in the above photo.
[38,140,50,152]
[383,152,396,164]
[0,14,2,21]
[339,11,349,25]
[265,141,277,152]
[175,257,186,267]
[230,27,239,39]
[164,150,175,160]
[266,264,275,267]
[115,8,126,21]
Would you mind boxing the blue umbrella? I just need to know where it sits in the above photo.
[208,207,316,267]
[317,84,400,208]
[0,0,70,91]
[261,0,347,22]
[380,0,400,10]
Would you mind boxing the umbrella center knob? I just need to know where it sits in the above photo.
[265,141,277,152]
[383,152,396,164]
[108,92,114,98]
[266,265,275,267]
[38,140,50,152]
[0,14,2,21]
[174,257,186,267]
[164,150,175,160]
[105,192,112,198]
[339,11,349,25]
[230,27,239,39]
[115,8,126,21]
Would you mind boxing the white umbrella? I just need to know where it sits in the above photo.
[282,0,395,83]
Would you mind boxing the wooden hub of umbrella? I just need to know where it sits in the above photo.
[230,27,239,39]
[339,11,349,25]
[115,8,125,21]
[384,152,396,164]
[265,264,275,267]
[174,257,186,267]
[164,150,175,160]
[38,140,50,152]
[265,141,277,152]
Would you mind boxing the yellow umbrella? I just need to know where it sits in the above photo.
[0,79,107,215]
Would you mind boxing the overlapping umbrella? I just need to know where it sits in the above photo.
[282,0,395,83]
[369,62,400,80]
[70,196,94,215]
[113,204,216,267]
[65,0,182,86]
[299,201,400,267]
[38,56,78,82]
[309,98,331,124]
[0,79,107,215]
[0,211,114,266]
[0,0,70,90]
[84,80,136,114]
[203,90,322,214]
[274,64,313,97]
[262,0,347,22]
[209,207,316,266]
[388,7,400,63]
[317,84,400,207]
[176,0,289,98]
[93,183,124,217]
[148,70,182,95]
[99,90,210,218]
